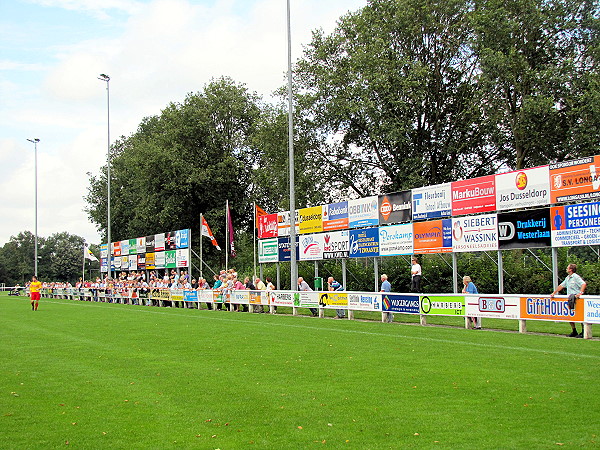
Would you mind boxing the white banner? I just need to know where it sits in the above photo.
[176,248,189,268]
[348,196,379,228]
[496,166,550,211]
[299,233,324,261]
[412,183,452,220]
[452,213,499,252]
[379,223,413,256]
[348,292,381,311]
[322,230,349,259]
[258,238,279,263]
[128,254,138,271]
[464,295,520,319]
[584,297,600,324]
[155,251,165,269]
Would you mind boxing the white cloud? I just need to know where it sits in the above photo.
[0,0,367,246]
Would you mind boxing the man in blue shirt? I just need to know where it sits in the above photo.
[327,276,345,319]
[551,263,587,337]
[380,274,393,323]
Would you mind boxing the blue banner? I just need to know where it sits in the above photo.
[382,294,420,313]
[349,228,380,258]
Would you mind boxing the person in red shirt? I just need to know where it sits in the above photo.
[29,276,42,311]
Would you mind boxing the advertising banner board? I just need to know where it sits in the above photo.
[299,206,323,234]
[348,292,381,311]
[498,209,551,249]
[413,219,452,254]
[294,292,320,308]
[299,233,324,261]
[412,183,452,220]
[322,230,349,259]
[349,228,380,258]
[495,166,550,211]
[145,252,155,269]
[382,294,420,314]
[322,201,349,231]
[121,240,130,255]
[145,235,155,253]
[520,296,584,322]
[378,223,413,256]
[549,155,600,203]
[136,237,146,254]
[176,248,189,268]
[277,210,299,237]
[155,251,165,269]
[165,250,176,268]
[378,191,412,225]
[154,233,165,252]
[258,213,278,239]
[129,239,137,255]
[451,213,498,253]
[165,231,176,250]
[451,175,496,216]
[348,196,379,228]
[128,255,137,271]
[318,292,348,308]
[464,295,520,319]
[272,291,295,307]
[258,238,279,263]
[175,230,189,249]
[551,202,600,247]
[584,298,600,324]
[278,236,299,262]
[419,295,465,315]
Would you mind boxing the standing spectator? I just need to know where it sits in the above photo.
[551,263,587,338]
[29,275,42,311]
[327,276,345,319]
[411,257,422,292]
[462,276,481,329]
[265,277,276,314]
[298,277,318,317]
[254,277,267,313]
[213,274,224,310]
[380,274,393,323]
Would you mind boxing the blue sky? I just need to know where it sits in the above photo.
[0,0,366,246]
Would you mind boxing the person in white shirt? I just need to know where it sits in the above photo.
[411,257,422,292]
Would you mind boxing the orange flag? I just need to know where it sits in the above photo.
[255,204,267,228]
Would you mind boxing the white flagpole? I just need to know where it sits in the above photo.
[82,244,86,282]
[253,202,257,279]
[200,213,203,280]
[225,200,229,272]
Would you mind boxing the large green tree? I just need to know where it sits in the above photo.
[472,0,600,169]
[85,77,263,267]
[295,0,493,195]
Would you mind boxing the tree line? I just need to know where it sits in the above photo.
[3,0,598,291]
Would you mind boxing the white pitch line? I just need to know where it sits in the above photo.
[45,299,600,360]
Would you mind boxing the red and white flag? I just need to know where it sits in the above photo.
[227,204,236,258]
[201,216,221,250]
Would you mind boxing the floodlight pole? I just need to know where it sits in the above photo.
[287,0,297,289]
[98,74,111,278]
[26,138,40,277]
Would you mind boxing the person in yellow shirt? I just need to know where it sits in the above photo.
[29,276,42,311]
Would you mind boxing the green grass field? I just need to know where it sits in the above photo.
[1,293,599,448]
